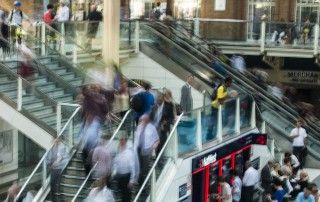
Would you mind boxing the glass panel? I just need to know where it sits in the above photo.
[222,99,236,136]
[120,20,137,50]
[177,110,197,154]
[240,95,252,129]
[202,105,217,144]
[265,21,314,48]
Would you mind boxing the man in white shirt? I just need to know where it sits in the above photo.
[113,135,139,202]
[290,120,307,169]
[55,1,70,23]
[241,161,259,202]
[230,170,242,202]
[134,114,159,184]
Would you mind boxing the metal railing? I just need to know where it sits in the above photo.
[14,103,81,201]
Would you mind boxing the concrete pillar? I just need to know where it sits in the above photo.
[103,0,120,66]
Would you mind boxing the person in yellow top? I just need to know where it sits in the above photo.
[206,77,233,140]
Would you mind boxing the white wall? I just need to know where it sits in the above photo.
[121,52,204,109]
[0,118,18,186]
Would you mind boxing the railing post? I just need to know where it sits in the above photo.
[250,101,256,129]
[172,128,178,162]
[17,77,22,111]
[42,159,47,186]
[72,44,77,64]
[134,20,140,53]
[235,97,241,134]
[194,18,200,36]
[270,138,275,158]
[68,119,74,147]
[60,23,65,55]
[313,23,319,56]
[196,109,202,151]
[217,105,223,142]
[56,103,62,135]
[261,121,266,133]
[150,170,156,202]
[260,21,266,54]
[41,22,46,56]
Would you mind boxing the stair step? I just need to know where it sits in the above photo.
[0,75,9,82]
[23,101,45,110]
[38,83,58,92]
[0,80,16,89]
[60,73,75,80]
[29,106,54,116]
[53,94,74,103]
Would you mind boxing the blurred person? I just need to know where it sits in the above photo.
[84,178,115,202]
[281,157,293,177]
[211,176,232,202]
[296,183,315,202]
[180,75,194,114]
[47,138,70,202]
[16,36,35,94]
[134,114,159,184]
[261,160,274,195]
[156,89,175,155]
[132,82,155,123]
[150,93,164,129]
[291,171,309,198]
[230,170,242,202]
[241,161,259,202]
[86,5,102,50]
[268,82,284,100]
[310,183,319,202]
[207,76,237,140]
[301,18,311,45]
[290,119,308,169]
[114,80,129,117]
[43,4,55,25]
[113,135,139,202]
[284,151,300,175]
[231,54,246,74]
[0,10,10,58]
[269,178,287,202]
[79,110,103,175]
[7,1,29,43]
[91,139,112,182]
[54,1,69,23]
[5,181,19,202]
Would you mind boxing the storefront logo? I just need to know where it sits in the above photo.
[200,153,217,167]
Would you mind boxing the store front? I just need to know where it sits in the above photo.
[191,133,267,202]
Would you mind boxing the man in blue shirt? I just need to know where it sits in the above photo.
[134,82,155,123]
[296,184,315,202]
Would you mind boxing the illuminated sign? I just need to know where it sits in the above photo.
[200,153,217,167]
[282,71,320,85]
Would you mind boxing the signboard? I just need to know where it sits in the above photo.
[282,71,320,85]
[179,183,188,198]
[192,133,267,171]
[0,130,13,165]
[215,0,226,11]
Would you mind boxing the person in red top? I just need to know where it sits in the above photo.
[43,4,54,25]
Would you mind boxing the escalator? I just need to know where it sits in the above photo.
[139,21,320,166]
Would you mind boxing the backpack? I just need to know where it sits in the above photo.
[154,9,161,19]
[130,92,145,113]
[9,10,23,23]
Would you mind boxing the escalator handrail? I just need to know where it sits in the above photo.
[15,105,82,202]
[141,21,320,140]
[161,20,320,132]
[133,113,184,202]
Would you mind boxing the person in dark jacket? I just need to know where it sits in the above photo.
[86,5,102,50]
[261,161,274,195]
[180,75,194,114]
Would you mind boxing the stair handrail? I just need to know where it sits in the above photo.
[133,113,184,202]
[15,104,81,201]
[141,21,320,141]
[71,109,133,201]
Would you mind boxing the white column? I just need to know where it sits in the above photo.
[194,18,200,36]
[235,97,240,134]
[42,159,47,186]
[103,0,120,66]
[217,105,223,142]
[250,101,256,129]
[68,119,74,147]
[196,109,202,151]
[261,121,266,133]
[313,23,319,56]
[260,21,266,54]
[72,45,77,64]
[60,23,66,55]
[150,170,156,202]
